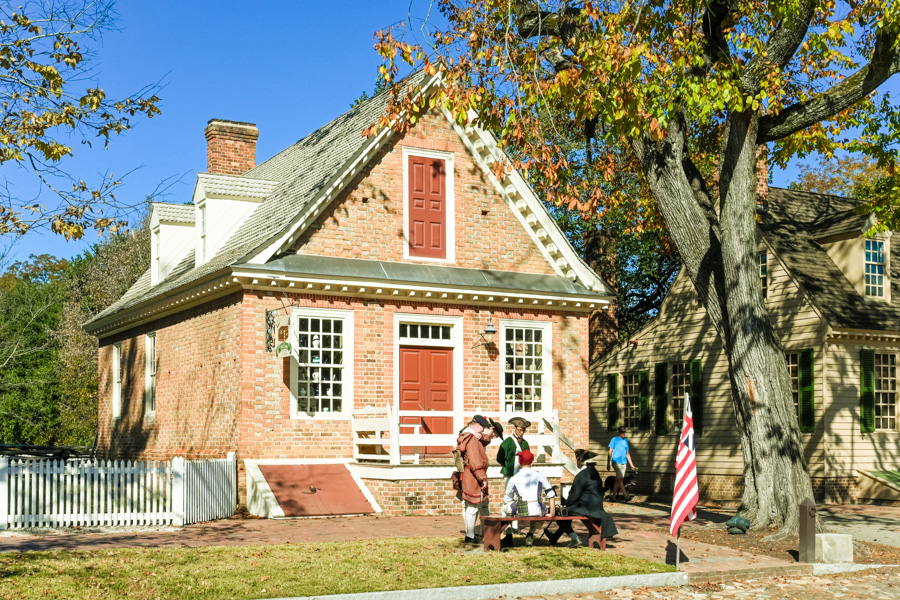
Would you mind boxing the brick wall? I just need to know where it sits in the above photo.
[294,112,556,276]
[96,292,243,460]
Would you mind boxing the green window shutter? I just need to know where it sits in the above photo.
[655,362,668,435]
[690,359,703,436]
[798,349,815,433]
[639,370,651,431]
[607,373,619,431]
[860,349,875,433]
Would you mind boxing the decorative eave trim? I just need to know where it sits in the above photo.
[445,107,608,294]
[230,271,609,313]
[245,74,445,265]
[827,329,900,344]
[85,274,238,338]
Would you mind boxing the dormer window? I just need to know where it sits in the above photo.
[865,239,886,298]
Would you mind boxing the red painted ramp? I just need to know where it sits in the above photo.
[257,464,374,517]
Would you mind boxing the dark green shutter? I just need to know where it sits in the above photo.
[690,359,703,436]
[607,373,619,431]
[639,370,651,431]
[798,349,815,433]
[655,362,668,435]
[861,349,875,433]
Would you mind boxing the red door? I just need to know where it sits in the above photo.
[399,346,453,455]
[408,155,446,259]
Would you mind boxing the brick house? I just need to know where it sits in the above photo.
[591,182,900,504]
[84,75,615,516]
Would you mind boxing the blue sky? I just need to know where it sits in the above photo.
[3,1,895,263]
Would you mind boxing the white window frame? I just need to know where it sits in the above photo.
[865,235,891,301]
[874,351,898,432]
[392,313,464,429]
[670,362,690,427]
[402,146,455,263]
[144,332,156,417]
[112,342,122,419]
[498,319,553,417]
[759,251,768,299]
[289,307,355,420]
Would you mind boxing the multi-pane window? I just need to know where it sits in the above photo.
[786,352,799,415]
[622,373,641,429]
[760,252,768,299]
[671,363,690,424]
[874,352,897,431]
[113,343,123,418]
[399,323,451,341]
[145,333,156,415]
[503,324,549,413]
[865,239,885,297]
[295,313,348,415]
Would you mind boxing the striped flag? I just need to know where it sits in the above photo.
[670,394,700,536]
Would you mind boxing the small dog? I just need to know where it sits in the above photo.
[603,474,636,500]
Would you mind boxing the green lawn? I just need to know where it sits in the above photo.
[872,471,900,487]
[0,537,674,599]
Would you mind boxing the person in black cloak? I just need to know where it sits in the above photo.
[546,448,619,547]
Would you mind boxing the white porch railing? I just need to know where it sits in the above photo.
[0,453,237,530]
[351,408,575,472]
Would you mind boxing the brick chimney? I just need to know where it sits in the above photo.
[756,144,769,206]
[204,119,259,175]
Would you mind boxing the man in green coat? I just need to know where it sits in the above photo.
[498,417,531,546]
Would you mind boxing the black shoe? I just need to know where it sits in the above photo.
[464,536,478,545]
[545,529,562,546]
[501,533,513,548]
[567,536,582,548]
[525,533,534,547]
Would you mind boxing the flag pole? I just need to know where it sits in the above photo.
[676,528,681,570]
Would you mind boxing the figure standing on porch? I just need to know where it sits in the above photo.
[607,426,637,501]
[501,449,556,547]
[497,416,531,545]
[457,415,497,544]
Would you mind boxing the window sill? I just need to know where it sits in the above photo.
[290,412,353,421]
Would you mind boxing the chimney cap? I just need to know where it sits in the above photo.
[206,118,257,129]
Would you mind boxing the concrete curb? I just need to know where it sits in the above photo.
[260,563,900,600]
[262,571,690,600]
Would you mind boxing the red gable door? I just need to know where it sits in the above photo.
[408,155,447,259]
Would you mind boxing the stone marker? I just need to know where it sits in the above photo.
[799,497,816,563]
[816,533,854,563]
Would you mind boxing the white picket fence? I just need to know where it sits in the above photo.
[0,453,237,530]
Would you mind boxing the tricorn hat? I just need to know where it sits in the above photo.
[508,416,531,428]
[472,415,490,428]
[574,449,600,464]
[489,417,504,440]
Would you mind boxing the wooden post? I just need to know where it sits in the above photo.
[0,457,8,531]
[799,497,816,563]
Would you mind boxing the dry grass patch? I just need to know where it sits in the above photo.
[0,536,673,599]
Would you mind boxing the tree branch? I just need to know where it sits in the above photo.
[758,19,900,142]
[743,1,817,90]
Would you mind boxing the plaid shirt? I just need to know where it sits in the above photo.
[503,468,556,517]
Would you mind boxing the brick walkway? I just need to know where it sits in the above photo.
[1,502,895,583]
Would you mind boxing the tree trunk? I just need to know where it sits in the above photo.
[633,114,818,539]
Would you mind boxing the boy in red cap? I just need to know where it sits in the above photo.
[501,448,557,546]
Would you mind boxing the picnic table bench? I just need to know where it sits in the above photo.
[481,515,607,551]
